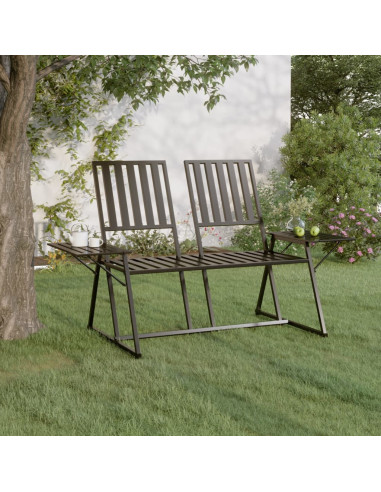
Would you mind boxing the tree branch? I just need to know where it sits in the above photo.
[0,62,11,93]
[36,55,83,81]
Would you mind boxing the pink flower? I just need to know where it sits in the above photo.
[351,206,356,210]
[359,208,365,212]
[349,215,356,220]
[367,248,374,254]
[341,230,348,236]
[372,234,376,237]
[337,246,344,253]
[349,257,355,263]
[356,221,362,225]
[365,213,371,217]
[365,228,372,234]
[336,220,341,225]
[329,208,335,212]
[328,225,335,230]
[339,213,345,219]
[372,217,378,222]
[357,251,363,256]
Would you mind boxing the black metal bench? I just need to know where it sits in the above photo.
[48,159,354,357]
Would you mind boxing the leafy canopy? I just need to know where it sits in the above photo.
[31,55,257,236]
[291,55,381,127]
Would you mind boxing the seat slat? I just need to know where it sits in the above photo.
[203,252,242,265]
[129,258,158,270]
[209,251,255,264]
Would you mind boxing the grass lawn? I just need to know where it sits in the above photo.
[0,252,380,436]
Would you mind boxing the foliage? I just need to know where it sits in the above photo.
[46,248,70,272]
[28,55,257,240]
[324,205,381,262]
[123,230,175,256]
[180,239,198,253]
[280,106,381,222]
[231,170,316,252]
[34,199,80,240]
[287,195,316,219]
[291,55,381,128]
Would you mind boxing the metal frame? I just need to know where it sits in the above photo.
[184,160,355,340]
[48,159,354,357]
[255,231,355,336]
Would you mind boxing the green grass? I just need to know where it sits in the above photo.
[0,253,380,435]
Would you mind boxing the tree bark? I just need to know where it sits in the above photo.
[0,56,42,339]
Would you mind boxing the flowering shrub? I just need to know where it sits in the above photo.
[325,206,381,262]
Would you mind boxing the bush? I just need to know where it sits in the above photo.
[324,205,381,262]
[231,169,316,252]
[123,230,175,256]
[280,105,381,219]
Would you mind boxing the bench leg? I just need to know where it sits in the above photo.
[87,261,101,329]
[106,264,121,340]
[305,245,327,336]
[256,245,328,337]
[255,265,283,320]
[179,271,193,330]
[122,254,142,356]
[202,269,216,326]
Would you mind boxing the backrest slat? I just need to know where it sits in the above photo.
[204,162,222,223]
[193,163,210,224]
[227,162,244,222]
[139,165,155,227]
[101,165,118,228]
[237,162,255,222]
[126,165,143,228]
[114,163,130,228]
[151,164,167,225]
[215,163,233,223]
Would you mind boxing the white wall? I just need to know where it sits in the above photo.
[32,55,291,251]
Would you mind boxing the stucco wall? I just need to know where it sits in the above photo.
[32,55,291,252]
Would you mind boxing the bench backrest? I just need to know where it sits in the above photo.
[184,160,268,255]
[92,160,182,256]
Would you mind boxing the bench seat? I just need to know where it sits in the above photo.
[104,250,308,275]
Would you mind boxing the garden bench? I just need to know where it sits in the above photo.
[48,160,354,358]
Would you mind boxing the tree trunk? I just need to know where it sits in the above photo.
[0,56,42,339]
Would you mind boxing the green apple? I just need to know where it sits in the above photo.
[293,226,305,237]
[310,226,320,236]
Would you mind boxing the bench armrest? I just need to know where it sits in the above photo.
[47,242,132,257]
